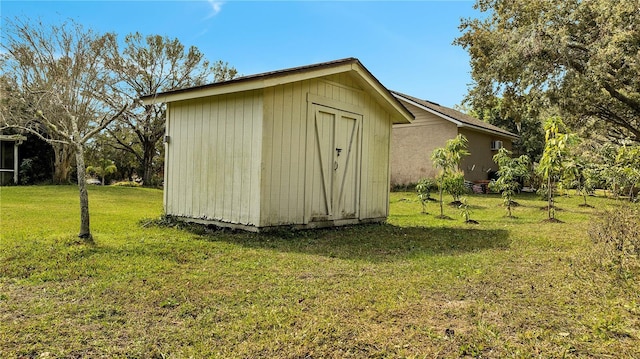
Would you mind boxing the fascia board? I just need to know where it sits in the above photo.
[351,65,413,124]
[142,63,355,105]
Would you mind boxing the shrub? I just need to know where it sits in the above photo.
[415,178,437,213]
[442,171,467,204]
[112,181,142,187]
[589,205,640,277]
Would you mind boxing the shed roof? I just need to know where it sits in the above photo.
[391,91,519,140]
[141,58,413,124]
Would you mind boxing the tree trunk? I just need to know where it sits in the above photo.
[141,139,157,186]
[548,176,553,220]
[439,179,444,217]
[75,142,92,241]
[72,118,92,242]
[52,142,74,184]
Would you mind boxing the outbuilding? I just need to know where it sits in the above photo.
[142,58,413,231]
[0,134,26,185]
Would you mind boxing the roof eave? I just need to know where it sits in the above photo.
[350,64,413,124]
[141,62,357,104]
[141,58,414,124]
[457,123,520,140]
[392,92,518,139]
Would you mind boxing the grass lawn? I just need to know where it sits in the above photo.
[1,185,639,358]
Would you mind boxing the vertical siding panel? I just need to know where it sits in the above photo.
[166,105,176,215]
[317,79,325,97]
[271,86,284,223]
[302,81,312,221]
[280,84,293,222]
[360,95,371,218]
[206,99,216,218]
[176,104,186,215]
[218,96,232,219]
[250,92,263,225]
[184,103,194,216]
[198,99,209,217]
[232,95,244,223]
[373,103,383,217]
[223,96,234,221]
[261,87,274,226]
[214,97,225,220]
[292,81,305,223]
[178,104,187,215]
[169,105,178,215]
[193,100,203,217]
[239,95,251,224]
[340,86,347,104]
[163,105,170,214]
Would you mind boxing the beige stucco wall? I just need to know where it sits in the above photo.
[390,100,514,185]
[459,128,512,182]
[390,102,458,186]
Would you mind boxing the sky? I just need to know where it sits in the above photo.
[1,0,482,108]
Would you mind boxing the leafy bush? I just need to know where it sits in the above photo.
[392,182,419,192]
[589,205,640,277]
[415,178,437,213]
[489,148,531,217]
[112,181,142,187]
[442,172,468,203]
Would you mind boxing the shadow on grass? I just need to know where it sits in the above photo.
[182,223,511,262]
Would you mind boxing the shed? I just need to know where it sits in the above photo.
[142,58,413,231]
[390,91,518,185]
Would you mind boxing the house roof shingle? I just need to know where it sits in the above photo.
[391,91,518,140]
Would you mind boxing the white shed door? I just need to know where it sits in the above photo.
[310,104,361,221]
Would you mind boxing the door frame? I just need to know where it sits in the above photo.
[304,93,364,224]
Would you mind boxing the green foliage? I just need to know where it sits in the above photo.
[104,32,237,186]
[458,197,472,223]
[112,180,142,187]
[611,145,640,200]
[86,159,117,185]
[562,152,600,207]
[490,148,531,217]
[442,171,467,203]
[415,178,437,213]
[589,205,640,277]
[456,0,640,144]
[431,134,470,217]
[474,98,545,162]
[536,116,577,220]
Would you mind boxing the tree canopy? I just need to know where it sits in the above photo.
[103,33,237,185]
[456,0,640,143]
[0,18,128,239]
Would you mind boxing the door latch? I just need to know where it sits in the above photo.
[336,148,342,157]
